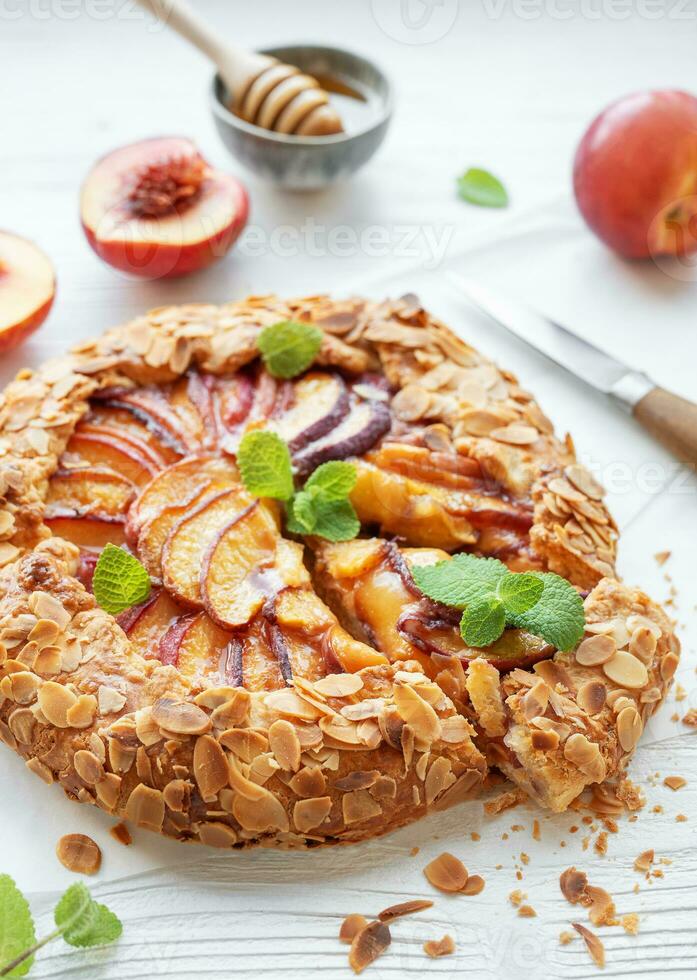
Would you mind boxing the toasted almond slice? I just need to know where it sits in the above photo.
[461,874,485,896]
[340,914,369,944]
[560,867,588,904]
[349,921,391,975]
[423,852,468,892]
[572,922,605,968]
[378,899,433,923]
[664,775,687,791]
[56,833,101,875]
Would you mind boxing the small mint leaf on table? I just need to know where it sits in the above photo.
[257,320,323,379]
[497,572,544,615]
[237,430,294,501]
[457,168,509,208]
[309,498,360,542]
[460,597,506,648]
[92,544,151,616]
[54,884,122,948]
[508,572,585,651]
[0,874,36,977]
[304,461,357,500]
[412,553,509,608]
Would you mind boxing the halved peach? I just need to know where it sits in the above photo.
[201,502,280,629]
[46,467,135,517]
[80,137,249,279]
[0,231,55,353]
[66,429,163,486]
[163,487,255,607]
[44,511,127,550]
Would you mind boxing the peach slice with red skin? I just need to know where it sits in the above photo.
[118,588,181,659]
[46,467,136,518]
[65,429,163,487]
[0,231,55,353]
[85,403,181,464]
[96,385,200,455]
[158,611,231,679]
[44,512,127,550]
[201,501,282,629]
[80,137,249,279]
[163,487,256,607]
[127,455,237,540]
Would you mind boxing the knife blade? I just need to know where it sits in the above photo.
[445,272,653,411]
[445,271,697,468]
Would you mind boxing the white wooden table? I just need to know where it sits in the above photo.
[1,2,696,978]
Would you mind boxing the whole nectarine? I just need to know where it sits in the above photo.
[80,137,249,278]
[0,231,55,352]
[573,89,697,259]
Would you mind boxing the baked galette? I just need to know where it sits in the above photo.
[0,295,679,848]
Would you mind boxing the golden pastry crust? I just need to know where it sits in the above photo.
[0,293,669,849]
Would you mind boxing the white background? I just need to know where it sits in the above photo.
[1,1,697,978]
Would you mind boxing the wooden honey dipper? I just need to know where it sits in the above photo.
[135,0,344,136]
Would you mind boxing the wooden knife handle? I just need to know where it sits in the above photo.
[633,387,697,468]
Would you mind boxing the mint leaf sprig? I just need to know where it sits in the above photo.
[457,167,509,208]
[412,553,584,651]
[92,543,151,616]
[0,876,121,977]
[258,320,323,379]
[237,431,359,543]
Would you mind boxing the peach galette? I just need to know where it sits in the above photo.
[0,295,679,848]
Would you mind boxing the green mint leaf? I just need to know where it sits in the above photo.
[497,572,544,616]
[304,461,357,501]
[457,168,508,208]
[257,320,323,379]
[0,875,35,977]
[237,430,294,501]
[310,497,360,542]
[93,544,151,616]
[412,553,509,608]
[460,598,506,647]
[507,572,585,651]
[54,884,121,949]
[286,491,316,535]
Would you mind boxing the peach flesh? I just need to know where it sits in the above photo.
[0,231,55,352]
[573,89,697,259]
[80,137,249,279]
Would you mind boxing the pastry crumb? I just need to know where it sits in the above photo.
[559,930,575,945]
[621,913,640,935]
[634,849,654,872]
[663,775,686,791]
[654,550,671,565]
[508,889,526,907]
[518,904,536,918]
[423,935,455,958]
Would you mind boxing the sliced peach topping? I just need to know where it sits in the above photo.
[65,430,162,487]
[45,513,127,550]
[202,502,290,629]
[46,467,135,518]
[158,611,231,679]
[119,589,181,659]
[163,487,255,607]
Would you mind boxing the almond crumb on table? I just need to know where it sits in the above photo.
[518,904,536,917]
[654,550,671,566]
[663,775,687,790]
[559,930,575,945]
[55,833,102,875]
[573,922,605,968]
[423,935,456,958]
[340,914,369,944]
[682,709,697,727]
[634,849,655,873]
[109,821,132,845]
[508,889,526,907]
[622,913,640,935]
[348,920,391,975]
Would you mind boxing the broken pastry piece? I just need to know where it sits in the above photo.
[316,538,679,814]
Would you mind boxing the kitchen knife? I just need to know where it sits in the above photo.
[446,272,697,469]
